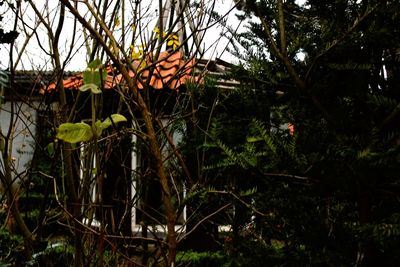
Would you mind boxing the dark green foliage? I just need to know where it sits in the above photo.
[191,0,400,266]
[32,243,74,267]
[0,228,25,265]
[176,250,228,267]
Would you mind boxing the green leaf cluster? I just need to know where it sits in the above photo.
[80,58,107,94]
[56,114,127,143]
[191,0,400,265]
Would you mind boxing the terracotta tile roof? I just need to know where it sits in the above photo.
[45,51,196,93]
[134,50,195,89]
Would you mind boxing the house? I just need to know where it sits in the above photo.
[0,51,245,235]
[0,48,237,236]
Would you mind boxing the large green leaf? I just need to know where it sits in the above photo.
[82,69,106,88]
[94,114,127,137]
[94,120,106,137]
[101,114,127,128]
[56,122,93,143]
[57,114,126,143]
[82,58,107,88]
[79,83,102,94]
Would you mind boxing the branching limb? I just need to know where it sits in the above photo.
[178,203,231,242]
[256,1,332,121]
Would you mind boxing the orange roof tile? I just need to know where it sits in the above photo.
[45,51,196,93]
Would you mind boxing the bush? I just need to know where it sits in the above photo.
[176,250,229,267]
[32,242,74,267]
[0,227,25,266]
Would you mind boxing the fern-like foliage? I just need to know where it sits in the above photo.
[368,94,398,111]
[205,119,307,176]
[247,119,277,155]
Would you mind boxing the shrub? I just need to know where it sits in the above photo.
[176,250,229,267]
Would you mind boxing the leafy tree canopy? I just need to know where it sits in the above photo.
[199,0,400,265]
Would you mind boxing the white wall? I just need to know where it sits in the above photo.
[0,101,39,182]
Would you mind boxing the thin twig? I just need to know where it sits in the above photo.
[178,203,231,241]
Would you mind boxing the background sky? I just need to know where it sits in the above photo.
[0,0,241,71]
[0,0,305,71]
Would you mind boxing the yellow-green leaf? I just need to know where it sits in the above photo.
[153,27,167,38]
[102,114,127,129]
[79,83,102,94]
[94,114,128,137]
[83,69,106,88]
[93,120,105,137]
[167,35,180,50]
[247,136,263,143]
[83,59,106,88]
[130,45,144,60]
[56,122,93,143]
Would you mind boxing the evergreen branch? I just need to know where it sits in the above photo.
[249,119,277,155]
[256,9,283,61]
[255,2,332,122]
[369,95,398,110]
[381,102,400,129]
[305,3,380,81]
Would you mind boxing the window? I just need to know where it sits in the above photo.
[130,118,186,236]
